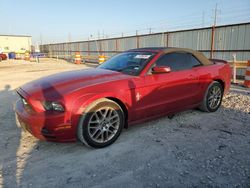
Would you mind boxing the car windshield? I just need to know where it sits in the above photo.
[98,52,156,76]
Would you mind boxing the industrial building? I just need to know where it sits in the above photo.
[0,35,32,54]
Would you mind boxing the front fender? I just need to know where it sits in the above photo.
[70,91,130,133]
[74,92,126,115]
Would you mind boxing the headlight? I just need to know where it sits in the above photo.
[42,101,65,112]
[20,97,34,112]
[21,98,28,105]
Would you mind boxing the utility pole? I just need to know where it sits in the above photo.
[202,11,205,27]
[68,32,71,58]
[87,37,90,56]
[148,28,152,34]
[136,30,139,48]
[213,3,218,26]
[68,32,71,42]
[210,3,218,59]
[98,30,100,40]
[39,34,43,55]
[40,34,43,45]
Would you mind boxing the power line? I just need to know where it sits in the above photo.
[40,5,250,44]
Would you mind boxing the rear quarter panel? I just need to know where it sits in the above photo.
[195,63,231,102]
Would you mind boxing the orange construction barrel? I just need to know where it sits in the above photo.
[24,52,30,61]
[98,55,106,64]
[243,60,250,88]
[75,52,81,64]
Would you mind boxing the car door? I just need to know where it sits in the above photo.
[133,52,202,119]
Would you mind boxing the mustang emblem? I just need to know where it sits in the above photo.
[136,92,141,101]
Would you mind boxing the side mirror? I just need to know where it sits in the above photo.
[152,66,171,74]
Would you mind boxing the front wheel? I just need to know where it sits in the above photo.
[199,81,223,112]
[77,98,124,148]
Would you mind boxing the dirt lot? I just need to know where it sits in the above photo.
[0,59,249,188]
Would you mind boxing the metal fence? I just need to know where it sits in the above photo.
[40,22,250,76]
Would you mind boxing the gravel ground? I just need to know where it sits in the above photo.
[0,59,249,188]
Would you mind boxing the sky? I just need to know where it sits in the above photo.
[0,0,249,44]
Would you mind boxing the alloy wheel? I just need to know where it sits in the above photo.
[208,85,222,109]
[87,107,120,143]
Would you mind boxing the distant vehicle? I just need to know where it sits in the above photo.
[15,47,231,148]
[0,53,7,61]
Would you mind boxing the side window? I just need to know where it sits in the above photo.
[154,52,202,72]
[190,55,202,67]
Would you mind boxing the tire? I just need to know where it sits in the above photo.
[199,81,223,112]
[77,98,124,148]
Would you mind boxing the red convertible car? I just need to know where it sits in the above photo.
[15,48,231,148]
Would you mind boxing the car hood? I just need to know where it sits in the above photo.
[19,68,132,99]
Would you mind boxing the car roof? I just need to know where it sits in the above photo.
[127,47,212,65]
[127,47,172,52]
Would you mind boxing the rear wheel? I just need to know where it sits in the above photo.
[77,98,124,148]
[199,81,223,112]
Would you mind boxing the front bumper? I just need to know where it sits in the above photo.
[15,99,76,142]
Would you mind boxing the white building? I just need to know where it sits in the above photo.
[0,35,32,54]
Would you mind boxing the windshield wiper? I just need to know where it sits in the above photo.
[103,67,123,72]
[114,69,123,72]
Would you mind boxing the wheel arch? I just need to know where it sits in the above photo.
[73,94,129,129]
[199,80,224,112]
[106,97,129,129]
[214,79,225,91]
